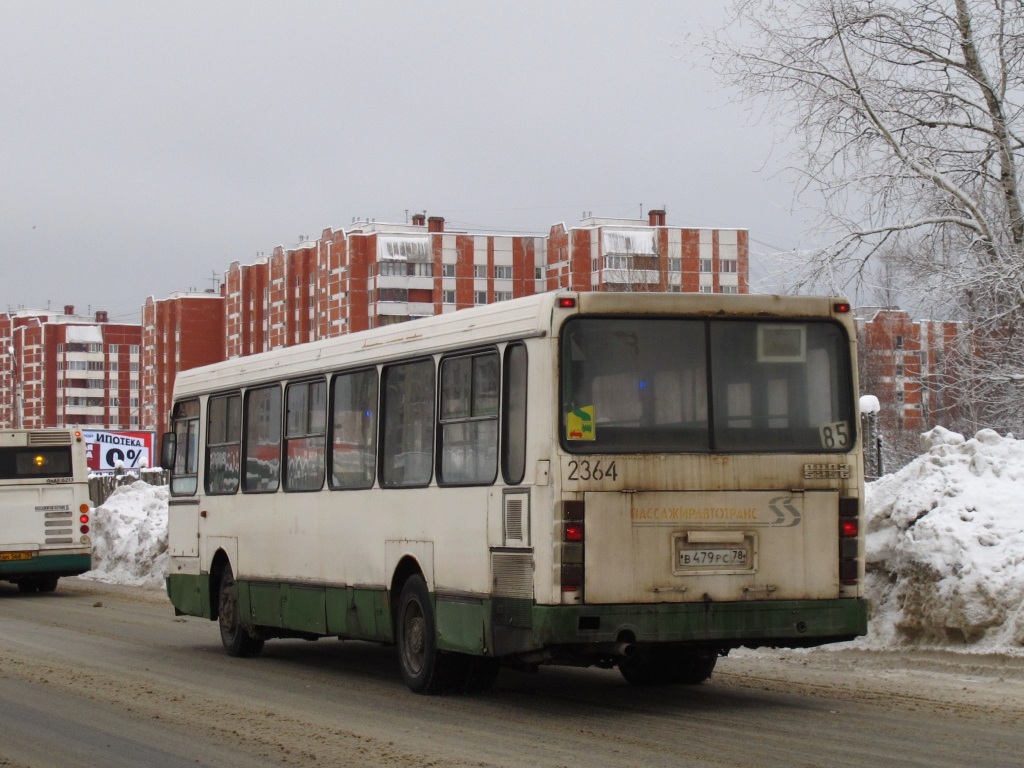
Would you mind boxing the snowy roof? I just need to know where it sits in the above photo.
[66,325,104,343]
[377,236,432,261]
[602,229,656,255]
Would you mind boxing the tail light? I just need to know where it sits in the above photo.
[561,500,585,603]
[839,497,859,586]
[79,504,91,536]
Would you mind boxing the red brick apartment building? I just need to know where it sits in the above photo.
[141,292,225,437]
[855,308,963,436]
[217,209,744,359]
[0,306,141,430]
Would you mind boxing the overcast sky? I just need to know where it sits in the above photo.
[1,2,813,324]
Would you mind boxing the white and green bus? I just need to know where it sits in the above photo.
[163,291,867,694]
[0,428,93,593]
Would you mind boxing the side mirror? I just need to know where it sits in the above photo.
[160,432,177,471]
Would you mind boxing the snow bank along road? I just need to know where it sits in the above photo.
[1,579,1021,768]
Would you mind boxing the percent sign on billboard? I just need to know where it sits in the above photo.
[83,430,155,473]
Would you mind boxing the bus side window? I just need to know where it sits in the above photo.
[244,385,282,493]
[284,380,326,492]
[206,393,241,494]
[329,369,378,490]
[170,399,200,496]
[502,343,527,485]
[438,350,499,486]
[380,359,435,488]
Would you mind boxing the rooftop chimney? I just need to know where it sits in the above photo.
[428,216,445,233]
[648,209,666,227]
[64,304,74,315]
[95,310,108,323]
[412,213,426,226]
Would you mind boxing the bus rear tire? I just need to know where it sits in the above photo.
[218,565,264,658]
[396,575,463,695]
[16,577,57,593]
[672,652,717,685]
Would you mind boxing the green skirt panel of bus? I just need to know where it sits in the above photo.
[0,550,91,578]
[166,570,866,656]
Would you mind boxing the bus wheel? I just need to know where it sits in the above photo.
[218,565,264,658]
[395,575,462,694]
[672,652,717,685]
[618,648,678,686]
[16,580,38,594]
[35,577,59,593]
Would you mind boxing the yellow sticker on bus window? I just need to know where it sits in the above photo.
[566,406,596,441]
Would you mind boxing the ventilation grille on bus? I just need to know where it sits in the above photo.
[491,551,534,628]
[503,492,530,546]
[491,552,534,600]
[28,431,72,446]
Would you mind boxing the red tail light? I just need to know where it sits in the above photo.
[839,498,859,586]
[561,500,585,602]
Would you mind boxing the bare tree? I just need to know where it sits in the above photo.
[704,0,1024,434]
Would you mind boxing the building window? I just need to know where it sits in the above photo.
[895,335,904,349]
[474,291,488,305]
[494,291,513,302]
[494,265,513,279]
[442,264,456,278]
[720,259,738,273]
[699,284,715,293]
[720,285,738,294]
[442,290,456,304]
[895,364,904,377]
[668,258,681,272]
[535,267,543,280]
[473,265,487,279]
[699,259,713,273]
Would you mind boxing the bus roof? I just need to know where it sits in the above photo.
[172,291,851,398]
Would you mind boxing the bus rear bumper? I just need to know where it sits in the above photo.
[0,551,91,580]
[494,598,868,657]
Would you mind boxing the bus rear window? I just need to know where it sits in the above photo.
[0,447,73,479]
[561,316,855,454]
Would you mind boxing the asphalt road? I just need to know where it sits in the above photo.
[1,578,1021,768]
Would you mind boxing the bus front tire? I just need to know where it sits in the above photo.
[218,566,264,658]
[396,575,465,695]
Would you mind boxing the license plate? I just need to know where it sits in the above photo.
[0,551,33,562]
[679,547,749,567]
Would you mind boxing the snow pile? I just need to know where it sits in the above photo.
[82,480,169,588]
[78,429,1024,653]
[863,427,1024,652]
